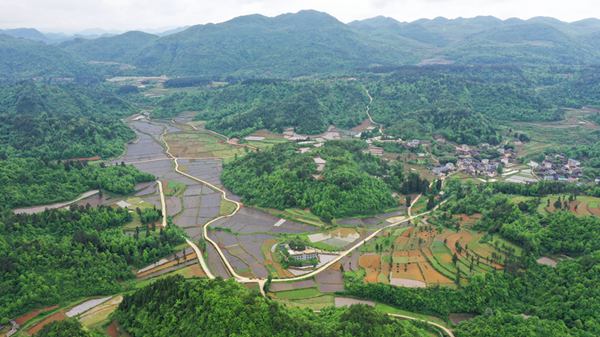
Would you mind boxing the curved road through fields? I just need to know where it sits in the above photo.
[152,118,452,335]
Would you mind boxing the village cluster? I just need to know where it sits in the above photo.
[529,155,583,182]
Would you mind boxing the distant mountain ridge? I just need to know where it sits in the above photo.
[2,11,600,79]
[0,34,93,80]
[62,11,600,76]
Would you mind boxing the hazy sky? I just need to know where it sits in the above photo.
[1,0,598,33]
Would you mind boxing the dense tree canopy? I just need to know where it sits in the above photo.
[0,82,134,160]
[0,206,184,322]
[34,319,100,337]
[154,79,369,137]
[114,275,434,337]
[221,141,429,219]
[0,158,154,209]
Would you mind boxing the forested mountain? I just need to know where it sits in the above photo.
[130,10,419,77]
[4,12,600,80]
[46,11,600,78]
[60,31,159,63]
[0,82,134,159]
[443,23,596,65]
[0,34,92,80]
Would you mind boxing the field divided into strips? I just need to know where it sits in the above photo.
[260,239,294,278]
[357,224,513,287]
[165,132,246,160]
[271,287,334,310]
[262,207,328,227]
[244,130,289,150]
[511,108,600,158]
[537,195,600,217]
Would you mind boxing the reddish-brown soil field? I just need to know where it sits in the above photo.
[587,204,600,216]
[27,311,66,335]
[391,263,424,281]
[455,213,482,227]
[359,254,381,283]
[446,232,473,255]
[351,119,376,132]
[419,262,452,284]
[107,321,119,337]
[136,251,198,278]
[14,305,58,326]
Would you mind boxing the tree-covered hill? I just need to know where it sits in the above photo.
[0,82,135,159]
[0,206,184,322]
[150,65,600,144]
[154,78,370,136]
[0,158,154,208]
[444,23,596,65]
[221,141,429,220]
[113,275,434,337]
[0,28,49,43]
[0,34,92,80]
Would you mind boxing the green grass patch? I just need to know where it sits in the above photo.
[274,287,322,300]
[246,138,288,150]
[374,303,450,328]
[261,207,327,228]
[274,294,334,310]
[219,199,237,216]
[164,180,186,197]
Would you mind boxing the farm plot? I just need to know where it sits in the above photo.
[118,126,167,163]
[261,239,294,278]
[539,195,600,217]
[336,210,405,229]
[174,184,221,232]
[209,207,317,234]
[359,253,381,283]
[357,224,505,287]
[389,249,450,287]
[308,228,360,250]
[271,287,335,310]
[165,132,246,160]
[27,311,67,335]
[315,264,345,292]
[178,158,224,188]
[206,243,231,279]
[13,305,59,327]
[244,130,288,150]
[79,296,123,330]
[212,231,273,279]
[263,208,328,227]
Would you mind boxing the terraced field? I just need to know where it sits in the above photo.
[356,221,512,287]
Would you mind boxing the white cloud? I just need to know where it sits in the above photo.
[0,0,598,33]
